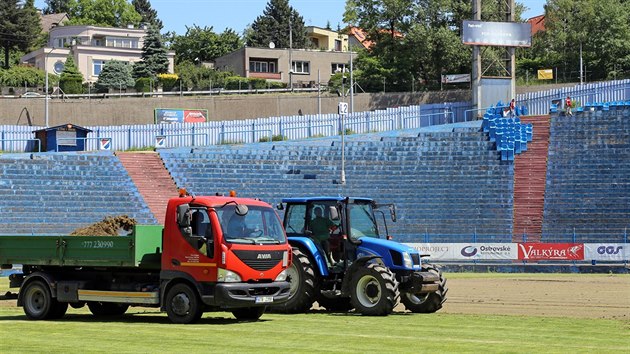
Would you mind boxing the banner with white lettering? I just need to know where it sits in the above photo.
[584,244,629,261]
[518,243,584,261]
[404,243,517,261]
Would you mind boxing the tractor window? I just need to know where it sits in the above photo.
[348,203,379,240]
[284,204,306,236]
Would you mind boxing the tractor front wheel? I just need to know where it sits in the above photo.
[349,263,399,316]
[401,264,448,313]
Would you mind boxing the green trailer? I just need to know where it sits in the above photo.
[0,225,163,269]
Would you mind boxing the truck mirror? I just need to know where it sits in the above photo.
[235,204,249,216]
[328,206,339,221]
[177,204,191,227]
[276,203,284,210]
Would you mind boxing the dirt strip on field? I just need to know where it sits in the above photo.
[437,274,630,320]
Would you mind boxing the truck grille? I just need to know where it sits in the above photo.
[232,250,283,271]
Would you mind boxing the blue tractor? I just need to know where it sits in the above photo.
[273,196,447,315]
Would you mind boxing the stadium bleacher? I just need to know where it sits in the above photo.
[160,121,515,243]
[0,152,157,235]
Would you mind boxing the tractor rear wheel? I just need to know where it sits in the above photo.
[349,263,399,316]
[401,264,448,313]
[271,248,317,313]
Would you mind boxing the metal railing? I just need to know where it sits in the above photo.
[55,137,111,152]
[155,133,209,148]
[0,138,41,153]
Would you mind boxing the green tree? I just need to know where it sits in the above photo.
[169,25,243,64]
[0,0,42,69]
[133,25,170,79]
[245,0,309,49]
[44,0,73,14]
[66,0,142,28]
[95,60,134,92]
[59,53,84,94]
[175,60,233,91]
[132,0,162,30]
[538,0,630,81]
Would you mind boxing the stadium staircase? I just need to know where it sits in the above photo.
[117,152,179,224]
[512,115,550,243]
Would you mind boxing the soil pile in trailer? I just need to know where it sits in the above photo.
[70,215,137,236]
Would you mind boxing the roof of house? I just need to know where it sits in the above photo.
[347,26,404,50]
[527,15,545,35]
[40,12,70,32]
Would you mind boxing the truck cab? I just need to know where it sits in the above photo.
[161,194,292,322]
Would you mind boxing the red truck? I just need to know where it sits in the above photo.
[0,192,292,324]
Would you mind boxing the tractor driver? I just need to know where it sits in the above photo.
[309,206,337,263]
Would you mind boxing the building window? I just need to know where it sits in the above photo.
[105,37,138,48]
[93,60,106,76]
[292,61,310,74]
[249,60,277,73]
[335,39,342,51]
[331,63,348,74]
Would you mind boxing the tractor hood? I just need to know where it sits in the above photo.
[358,237,417,255]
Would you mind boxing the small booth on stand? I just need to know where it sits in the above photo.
[33,124,93,152]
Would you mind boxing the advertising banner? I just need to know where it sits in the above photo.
[462,20,532,47]
[441,74,471,84]
[155,109,208,124]
[537,69,553,80]
[584,244,629,261]
[518,243,584,261]
[405,243,517,261]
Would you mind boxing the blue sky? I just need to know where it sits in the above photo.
[34,0,546,36]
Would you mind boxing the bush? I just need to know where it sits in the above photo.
[135,77,153,93]
[258,134,287,142]
[158,73,178,91]
[60,74,84,94]
[223,76,249,90]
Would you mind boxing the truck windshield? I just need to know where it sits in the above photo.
[348,202,379,241]
[217,205,286,244]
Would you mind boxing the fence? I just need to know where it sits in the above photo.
[517,79,630,115]
[0,101,471,152]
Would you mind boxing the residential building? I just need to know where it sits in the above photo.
[21,25,175,83]
[215,27,352,87]
[527,15,546,35]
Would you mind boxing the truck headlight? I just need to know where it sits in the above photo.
[217,268,242,283]
[275,269,288,282]
[402,253,413,269]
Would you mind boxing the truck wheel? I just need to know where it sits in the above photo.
[232,307,265,321]
[401,264,448,313]
[271,248,317,313]
[165,283,203,324]
[49,301,69,319]
[349,264,399,316]
[22,280,54,320]
[87,302,129,316]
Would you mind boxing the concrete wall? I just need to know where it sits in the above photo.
[0,90,469,127]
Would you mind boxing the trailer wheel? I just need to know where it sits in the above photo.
[22,280,54,320]
[270,248,317,313]
[232,307,265,321]
[349,263,399,316]
[87,302,129,316]
[401,264,448,313]
[165,283,203,324]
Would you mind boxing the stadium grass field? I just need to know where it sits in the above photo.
[1,273,628,353]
